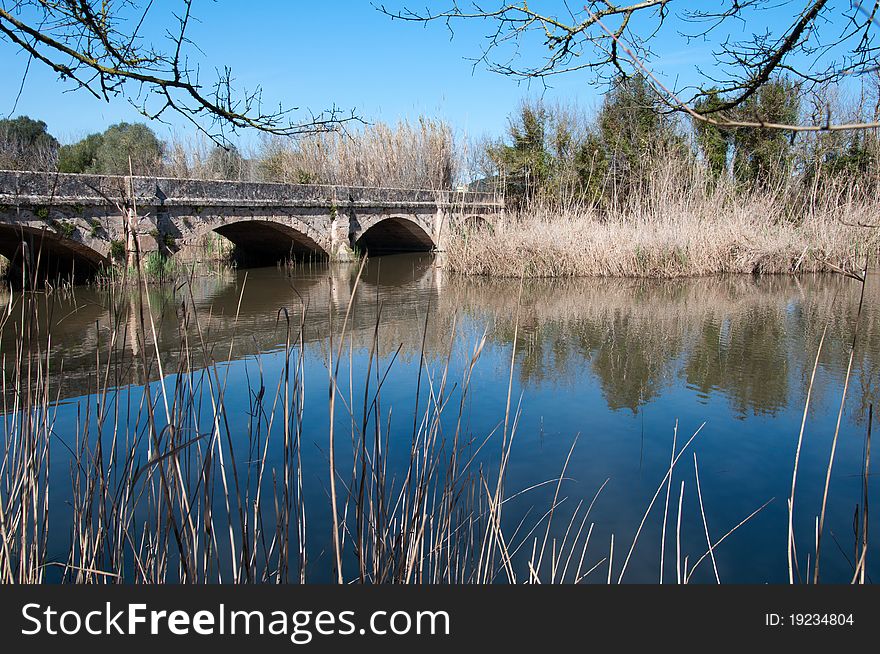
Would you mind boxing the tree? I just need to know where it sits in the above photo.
[484,82,683,207]
[797,87,878,190]
[58,122,163,175]
[207,145,245,180]
[592,74,682,196]
[488,101,552,203]
[692,79,802,188]
[93,123,163,175]
[57,133,103,173]
[0,115,59,170]
[0,1,357,141]
[693,91,731,179]
[731,80,800,188]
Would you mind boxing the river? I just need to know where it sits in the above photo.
[2,254,877,583]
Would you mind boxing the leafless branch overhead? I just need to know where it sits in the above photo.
[0,1,360,142]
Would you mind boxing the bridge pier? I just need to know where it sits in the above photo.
[127,206,162,267]
[331,210,356,262]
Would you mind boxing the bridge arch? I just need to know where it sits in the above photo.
[355,215,435,255]
[179,215,330,265]
[0,223,108,282]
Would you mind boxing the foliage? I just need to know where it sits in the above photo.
[50,220,76,238]
[693,90,731,179]
[0,115,59,170]
[591,75,686,200]
[109,239,126,261]
[59,123,163,175]
[207,145,245,180]
[93,123,163,175]
[485,77,684,207]
[730,80,800,188]
[488,101,552,203]
[142,251,177,282]
[58,133,103,173]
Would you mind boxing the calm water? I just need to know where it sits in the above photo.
[5,254,879,583]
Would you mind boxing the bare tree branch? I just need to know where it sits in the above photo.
[379,1,880,127]
[0,1,360,143]
[591,8,880,132]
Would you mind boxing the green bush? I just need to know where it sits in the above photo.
[50,220,76,238]
[109,239,126,261]
[58,133,103,173]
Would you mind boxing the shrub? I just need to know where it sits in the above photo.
[58,133,103,173]
[50,220,76,238]
[109,239,126,261]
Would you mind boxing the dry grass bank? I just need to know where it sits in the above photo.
[446,183,880,278]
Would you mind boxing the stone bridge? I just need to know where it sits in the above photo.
[0,170,503,277]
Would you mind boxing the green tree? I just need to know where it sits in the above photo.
[57,133,103,173]
[693,90,732,179]
[207,145,245,180]
[58,123,163,175]
[573,133,609,204]
[93,123,163,175]
[731,79,800,188]
[804,129,874,188]
[488,101,552,204]
[589,74,683,200]
[0,115,59,170]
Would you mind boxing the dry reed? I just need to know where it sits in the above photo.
[446,153,880,279]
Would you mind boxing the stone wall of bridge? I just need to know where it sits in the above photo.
[0,170,503,276]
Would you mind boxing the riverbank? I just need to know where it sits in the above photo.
[444,194,879,278]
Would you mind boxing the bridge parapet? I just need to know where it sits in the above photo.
[1,170,499,209]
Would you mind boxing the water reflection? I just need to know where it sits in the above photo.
[438,273,869,419]
[2,259,875,422]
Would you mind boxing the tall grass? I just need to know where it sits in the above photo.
[256,118,457,189]
[0,256,604,583]
[446,152,880,278]
[157,118,458,190]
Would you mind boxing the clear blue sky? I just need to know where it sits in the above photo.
[0,1,859,146]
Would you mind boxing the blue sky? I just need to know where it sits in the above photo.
[0,1,861,146]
